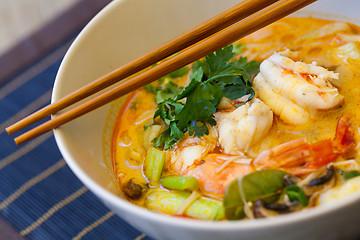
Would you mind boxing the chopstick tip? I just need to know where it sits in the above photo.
[14,136,24,146]
[5,126,13,135]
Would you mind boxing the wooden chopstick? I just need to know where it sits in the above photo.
[6,0,279,135]
[12,0,317,145]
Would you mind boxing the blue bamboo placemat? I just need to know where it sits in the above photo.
[0,30,154,240]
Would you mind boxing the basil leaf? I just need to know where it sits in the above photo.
[338,169,360,180]
[243,169,287,202]
[223,169,287,220]
[285,185,308,207]
[223,177,245,220]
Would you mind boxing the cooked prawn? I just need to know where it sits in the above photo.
[253,115,356,176]
[254,50,344,125]
[188,154,254,198]
[215,98,273,154]
[165,115,355,198]
[166,98,272,198]
[166,125,218,174]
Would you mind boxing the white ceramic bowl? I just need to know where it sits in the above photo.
[53,0,360,239]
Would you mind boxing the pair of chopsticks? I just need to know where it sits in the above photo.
[7,0,317,145]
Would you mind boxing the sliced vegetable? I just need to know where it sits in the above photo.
[144,147,166,185]
[161,176,199,191]
[145,190,224,220]
[285,185,308,207]
[223,169,287,220]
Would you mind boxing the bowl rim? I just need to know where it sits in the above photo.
[52,0,360,232]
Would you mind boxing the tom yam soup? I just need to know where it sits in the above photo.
[110,17,360,220]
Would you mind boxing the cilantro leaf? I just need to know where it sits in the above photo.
[167,66,189,78]
[204,46,256,102]
[223,83,255,100]
[152,100,184,150]
[206,45,235,78]
[192,59,209,75]
[149,44,260,149]
[145,81,183,104]
[144,66,188,104]
[155,82,183,104]
[236,57,261,75]
[152,128,179,150]
[176,82,222,130]
[205,46,253,92]
[222,74,255,100]
[144,84,157,94]
[188,121,209,137]
[152,122,184,150]
[232,42,245,55]
[175,67,203,101]
[153,100,183,125]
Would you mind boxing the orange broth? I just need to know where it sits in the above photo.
[111,17,360,208]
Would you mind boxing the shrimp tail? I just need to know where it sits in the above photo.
[308,115,356,167]
[333,115,356,154]
[253,115,356,175]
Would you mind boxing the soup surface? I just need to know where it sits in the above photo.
[110,17,360,220]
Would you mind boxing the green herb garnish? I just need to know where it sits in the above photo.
[285,185,308,207]
[338,169,360,180]
[232,42,245,54]
[223,169,287,220]
[149,45,259,150]
[144,80,183,104]
[167,66,190,78]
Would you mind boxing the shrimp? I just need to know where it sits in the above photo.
[253,115,356,176]
[188,154,254,198]
[166,131,255,198]
[166,99,272,198]
[166,125,218,174]
[214,98,273,155]
[253,50,344,125]
[166,116,354,198]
